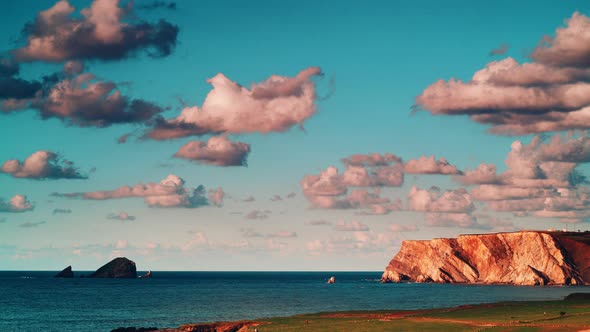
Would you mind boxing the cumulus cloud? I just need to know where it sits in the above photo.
[455,163,502,185]
[407,186,474,213]
[107,211,136,221]
[301,166,348,198]
[301,157,404,211]
[54,174,210,208]
[146,67,323,139]
[174,135,250,166]
[404,156,462,175]
[333,220,369,232]
[208,187,224,207]
[2,63,164,127]
[13,0,179,63]
[456,134,590,223]
[0,195,34,213]
[539,134,590,162]
[530,12,590,68]
[1,150,87,179]
[416,12,590,134]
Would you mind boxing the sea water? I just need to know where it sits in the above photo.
[0,271,587,331]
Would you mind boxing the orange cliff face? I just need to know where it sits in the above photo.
[381,231,590,286]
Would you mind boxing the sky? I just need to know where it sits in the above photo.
[2,0,590,271]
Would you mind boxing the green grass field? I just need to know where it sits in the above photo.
[239,298,590,332]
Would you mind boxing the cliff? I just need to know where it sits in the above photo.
[89,257,137,278]
[381,231,590,286]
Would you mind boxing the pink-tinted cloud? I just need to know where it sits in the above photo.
[356,198,403,216]
[0,195,34,213]
[1,150,87,179]
[455,163,502,185]
[347,189,390,208]
[54,174,210,208]
[3,64,164,127]
[14,0,178,63]
[208,187,224,207]
[181,232,209,251]
[333,220,370,232]
[147,67,322,139]
[341,153,402,167]
[471,185,555,201]
[407,186,474,213]
[415,12,590,134]
[530,12,590,68]
[540,133,590,162]
[174,135,250,167]
[301,166,347,197]
[404,155,462,175]
[302,161,403,211]
[245,210,269,220]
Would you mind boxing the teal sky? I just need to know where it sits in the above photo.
[1,0,590,271]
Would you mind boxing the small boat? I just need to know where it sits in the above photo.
[327,276,335,284]
[139,270,152,278]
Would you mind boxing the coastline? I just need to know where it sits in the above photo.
[113,294,590,332]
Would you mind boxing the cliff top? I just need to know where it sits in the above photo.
[402,230,590,245]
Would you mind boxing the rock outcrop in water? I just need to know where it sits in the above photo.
[89,257,137,278]
[54,266,74,278]
[382,231,590,286]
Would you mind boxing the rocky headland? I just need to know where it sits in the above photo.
[381,231,590,285]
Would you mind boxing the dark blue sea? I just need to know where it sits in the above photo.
[1,271,588,331]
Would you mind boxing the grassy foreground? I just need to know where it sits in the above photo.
[231,298,590,332]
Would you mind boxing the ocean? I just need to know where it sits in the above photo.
[0,271,588,331]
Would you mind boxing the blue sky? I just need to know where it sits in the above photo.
[1,0,590,271]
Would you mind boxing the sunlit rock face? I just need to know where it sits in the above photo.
[382,231,590,286]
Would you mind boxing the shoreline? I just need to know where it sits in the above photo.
[112,293,590,332]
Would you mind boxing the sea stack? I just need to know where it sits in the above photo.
[89,257,137,278]
[54,266,74,278]
[382,231,590,286]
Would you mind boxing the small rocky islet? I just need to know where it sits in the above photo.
[54,257,138,279]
